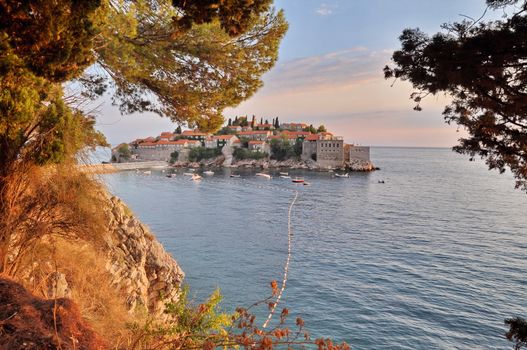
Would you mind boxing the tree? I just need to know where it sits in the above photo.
[94,1,288,132]
[116,144,131,160]
[275,117,280,129]
[317,124,327,133]
[261,117,264,125]
[304,124,317,134]
[175,125,182,134]
[228,118,232,126]
[251,115,256,128]
[0,0,106,175]
[506,317,527,350]
[384,0,527,191]
[171,0,274,37]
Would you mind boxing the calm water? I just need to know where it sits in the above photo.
[102,147,527,349]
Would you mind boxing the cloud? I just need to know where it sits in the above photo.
[258,47,388,95]
[226,47,460,147]
[316,3,336,16]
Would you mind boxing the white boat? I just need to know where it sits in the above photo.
[256,173,271,179]
[292,177,305,183]
[280,175,291,179]
[335,173,349,178]
[183,172,194,176]
[203,170,214,176]
[143,170,151,175]
[230,174,241,178]
[279,172,289,176]
[188,168,196,172]
[191,174,202,181]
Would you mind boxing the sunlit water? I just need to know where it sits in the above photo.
[101,147,527,349]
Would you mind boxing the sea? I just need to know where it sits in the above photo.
[101,147,527,349]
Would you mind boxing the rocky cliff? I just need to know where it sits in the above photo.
[104,196,184,317]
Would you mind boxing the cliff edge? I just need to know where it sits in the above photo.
[104,195,184,317]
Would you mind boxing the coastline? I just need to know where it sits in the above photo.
[106,157,377,172]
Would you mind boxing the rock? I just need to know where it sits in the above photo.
[105,196,184,319]
[47,272,71,299]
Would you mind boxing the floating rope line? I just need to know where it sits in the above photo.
[262,189,299,328]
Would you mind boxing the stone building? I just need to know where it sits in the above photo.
[316,138,344,168]
[301,134,345,168]
[349,146,370,161]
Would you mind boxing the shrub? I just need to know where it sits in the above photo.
[270,138,297,161]
[188,147,222,162]
[170,151,179,164]
[233,148,268,160]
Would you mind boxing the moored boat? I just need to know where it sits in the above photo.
[292,177,304,183]
[335,173,349,178]
[191,174,202,181]
[203,170,214,176]
[256,173,271,179]
[280,175,291,179]
[230,174,241,178]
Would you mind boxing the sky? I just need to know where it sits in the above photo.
[94,0,503,147]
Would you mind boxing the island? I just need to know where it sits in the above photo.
[111,117,376,171]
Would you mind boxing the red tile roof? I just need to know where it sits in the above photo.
[305,134,320,141]
[248,140,265,145]
[238,130,270,135]
[213,135,238,140]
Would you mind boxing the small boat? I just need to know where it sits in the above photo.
[143,170,151,175]
[292,177,304,183]
[378,180,385,184]
[279,172,289,176]
[183,172,194,176]
[303,182,311,186]
[166,173,176,178]
[280,175,291,179]
[188,168,196,172]
[230,174,241,178]
[256,173,271,179]
[203,170,214,176]
[335,173,349,178]
[191,174,202,181]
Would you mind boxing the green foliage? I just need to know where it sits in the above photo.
[238,136,250,148]
[233,116,249,127]
[233,148,268,160]
[506,317,527,350]
[188,147,222,162]
[171,0,273,37]
[164,286,231,335]
[270,138,297,161]
[0,0,106,173]
[0,0,102,82]
[175,125,182,134]
[293,139,303,157]
[95,1,288,132]
[385,0,527,191]
[217,126,237,135]
[116,144,131,160]
[304,124,317,134]
[170,151,179,164]
[317,124,327,133]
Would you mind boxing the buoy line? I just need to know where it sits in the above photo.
[262,189,299,328]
